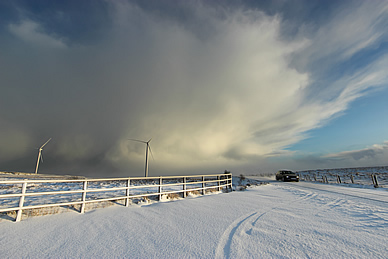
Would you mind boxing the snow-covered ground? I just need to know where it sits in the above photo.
[1,178,387,258]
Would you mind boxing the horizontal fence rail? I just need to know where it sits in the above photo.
[0,174,232,222]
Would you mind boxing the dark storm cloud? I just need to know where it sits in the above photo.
[1,0,388,177]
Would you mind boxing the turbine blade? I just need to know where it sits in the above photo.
[40,138,52,149]
[148,144,155,161]
[128,138,147,144]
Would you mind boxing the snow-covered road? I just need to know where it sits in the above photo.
[1,181,387,258]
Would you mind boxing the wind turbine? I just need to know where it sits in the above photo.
[35,138,51,174]
[128,138,153,177]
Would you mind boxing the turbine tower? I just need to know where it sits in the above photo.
[129,138,153,177]
[35,138,51,174]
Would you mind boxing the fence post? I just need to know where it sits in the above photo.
[350,175,354,184]
[16,181,27,222]
[313,174,317,181]
[202,176,205,195]
[125,178,131,207]
[159,177,163,201]
[217,175,221,192]
[229,174,233,191]
[337,175,341,184]
[80,180,88,213]
[183,177,187,198]
[372,174,379,188]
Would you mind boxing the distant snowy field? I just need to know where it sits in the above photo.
[1,177,387,258]
[298,166,388,188]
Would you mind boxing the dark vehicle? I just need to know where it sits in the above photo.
[276,170,299,182]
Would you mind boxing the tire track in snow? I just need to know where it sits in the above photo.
[215,191,317,259]
[215,211,260,259]
[282,182,388,204]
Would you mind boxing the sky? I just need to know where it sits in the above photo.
[0,0,387,177]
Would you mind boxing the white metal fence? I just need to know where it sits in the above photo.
[0,173,232,222]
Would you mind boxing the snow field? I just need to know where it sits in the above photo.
[0,183,387,258]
